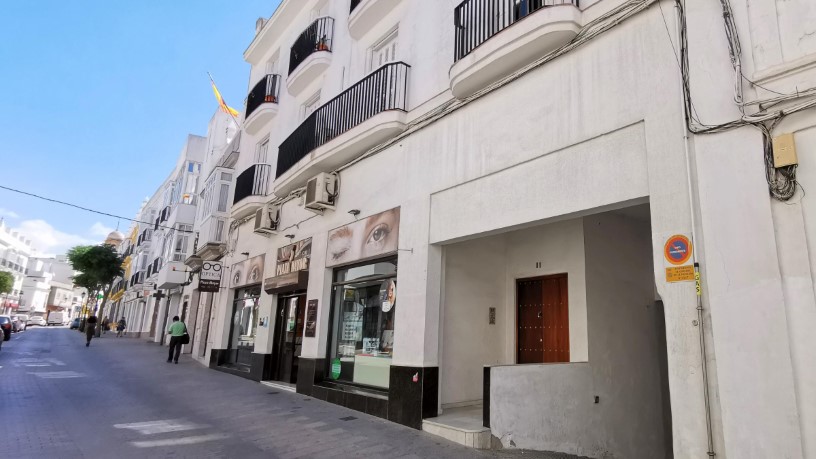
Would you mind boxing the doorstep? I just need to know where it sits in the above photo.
[261,380,296,393]
[422,404,491,449]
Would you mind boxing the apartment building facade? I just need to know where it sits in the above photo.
[0,220,35,313]
[111,0,816,457]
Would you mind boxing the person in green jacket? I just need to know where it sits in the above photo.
[166,316,187,364]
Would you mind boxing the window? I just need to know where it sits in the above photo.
[265,56,279,75]
[255,138,269,163]
[227,286,262,367]
[302,92,321,120]
[368,29,398,72]
[327,259,397,389]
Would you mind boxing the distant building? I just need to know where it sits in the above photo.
[0,219,36,313]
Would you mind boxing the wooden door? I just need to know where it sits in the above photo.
[517,274,569,364]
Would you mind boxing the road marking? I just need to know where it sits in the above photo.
[29,371,85,379]
[130,434,228,448]
[114,419,206,435]
[13,358,66,367]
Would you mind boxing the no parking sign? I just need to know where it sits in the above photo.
[664,234,694,282]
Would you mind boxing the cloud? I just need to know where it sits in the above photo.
[15,220,98,256]
[0,208,20,219]
[89,222,115,238]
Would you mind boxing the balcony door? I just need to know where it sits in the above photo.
[368,30,398,72]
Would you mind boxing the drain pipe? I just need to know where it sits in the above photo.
[675,1,716,456]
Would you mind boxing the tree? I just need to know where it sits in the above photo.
[68,244,123,334]
[0,271,13,295]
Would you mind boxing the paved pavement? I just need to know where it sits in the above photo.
[0,328,582,459]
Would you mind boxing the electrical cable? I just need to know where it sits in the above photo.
[0,185,194,234]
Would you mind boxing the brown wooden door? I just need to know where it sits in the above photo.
[517,274,569,364]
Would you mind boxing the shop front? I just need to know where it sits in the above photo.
[264,238,311,385]
[298,208,416,424]
[211,254,268,380]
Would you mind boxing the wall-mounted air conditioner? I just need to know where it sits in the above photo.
[254,203,281,235]
[303,172,337,214]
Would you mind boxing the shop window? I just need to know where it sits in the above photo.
[327,259,397,389]
[228,286,262,367]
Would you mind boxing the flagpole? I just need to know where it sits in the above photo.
[208,71,242,128]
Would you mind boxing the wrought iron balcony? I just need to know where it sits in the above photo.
[289,17,334,75]
[454,0,579,61]
[246,74,281,119]
[277,62,410,178]
[233,164,272,205]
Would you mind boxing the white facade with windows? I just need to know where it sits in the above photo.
[0,220,35,313]
[113,0,816,457]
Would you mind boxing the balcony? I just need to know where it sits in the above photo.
[450,0,581,99]
[130,271,145,289]
[157,261,187,289]
[287,17,334,96]
[244,74,282,135]
[231,163,272,219]
[348,0,404,40]
[137,229,153,248]
[167,202,197,227]
[192,216,228,263]
[275,62,410,196]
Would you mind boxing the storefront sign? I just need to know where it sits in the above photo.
[326,207,400,267]
[230,255,265,288]
[304,299,318,338]
[263,270,308,294]
[275,238,311,276]
[199,261,223,293]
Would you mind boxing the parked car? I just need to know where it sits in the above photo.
[11,314,28,332]
[70,318,80,330]
[27,316,46,327]
[0,315,12,342]
[47,312,66,326]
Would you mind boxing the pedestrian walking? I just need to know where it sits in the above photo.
[116,317,126,338]
[166,316,188,364]
[85,315,97,347]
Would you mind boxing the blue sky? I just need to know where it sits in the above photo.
[0,0,280,255]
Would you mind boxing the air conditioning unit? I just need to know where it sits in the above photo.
[254,203,281,235]
[304,173,337,214]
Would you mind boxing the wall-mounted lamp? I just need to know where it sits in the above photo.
[285,234,295,240]
[240,252,250,258]
[348,209,361,220]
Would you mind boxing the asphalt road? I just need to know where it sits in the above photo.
[0,327,581,459]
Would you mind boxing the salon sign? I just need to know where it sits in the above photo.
[326,207,400,267]
[275,238,312,276]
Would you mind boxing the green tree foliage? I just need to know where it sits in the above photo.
[68,244,123,321]
[0,271,13,295]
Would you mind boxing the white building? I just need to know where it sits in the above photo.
[20,257,54,316]
[114,0,816,456]
[0,219,35,313]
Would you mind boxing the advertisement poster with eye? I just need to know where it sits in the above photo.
[326,208,400,267]
[379,279,396,312]
[230,255,265,288]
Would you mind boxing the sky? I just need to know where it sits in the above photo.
[0,0,281,256]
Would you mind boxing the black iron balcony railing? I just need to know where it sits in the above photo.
[152,257,162,274]
[233,164,272,205]
[350,0,363,13]
[289,17,335,75]
[454,0,579,61]
[130,271,144,287]
[277,62,410,178]
[246,74,281,119]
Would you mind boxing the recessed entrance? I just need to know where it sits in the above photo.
[271,294,305,383]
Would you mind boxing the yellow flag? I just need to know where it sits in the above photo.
[211,81,240,118]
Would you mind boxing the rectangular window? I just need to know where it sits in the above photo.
[255,138,269,163]
[227,286,262,367]
[368,29,398,72]
[302,93,321,120]
[217,183,230,212]
[327,259,397,389]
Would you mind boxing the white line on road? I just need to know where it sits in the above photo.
[130,434,229,448]
[114,419,207,435]
[28,371,85,379]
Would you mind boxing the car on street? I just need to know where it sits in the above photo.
[27,316,47,327]
[0,315,12,342]
[47,311,66,326]
[11,314,28,332]
[70,318,80,329]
